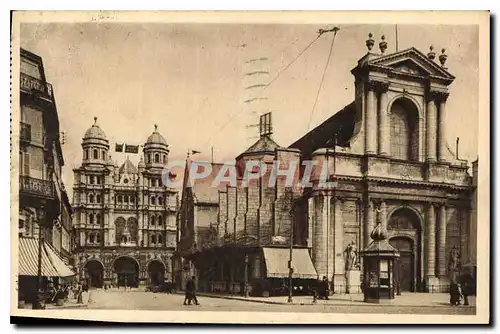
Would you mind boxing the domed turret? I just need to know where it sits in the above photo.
[143,124,169,171]
[81,117,110,166]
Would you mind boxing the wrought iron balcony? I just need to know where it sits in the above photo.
[19,122,31,143]
[20,72,48,97]
[19,175,55,199]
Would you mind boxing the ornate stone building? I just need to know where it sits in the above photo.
[177,35,477,295]
[72,121,178,288]
[18,48,74,304]
[290,35,475,293]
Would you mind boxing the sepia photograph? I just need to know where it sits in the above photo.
[10,11,490,324]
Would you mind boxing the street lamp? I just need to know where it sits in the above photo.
[33,205,45,310]
[287,188,295,304]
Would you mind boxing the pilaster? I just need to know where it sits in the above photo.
[365,82,377,155]
[426,94,438,162]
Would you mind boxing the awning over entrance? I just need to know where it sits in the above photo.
[262,247,318,279]
[18,237,75,277]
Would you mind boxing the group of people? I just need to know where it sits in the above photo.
[449,273,472,306]
[313,276,331,301]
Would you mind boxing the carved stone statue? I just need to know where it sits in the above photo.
[448,246,460,272]
[345,241,359,271]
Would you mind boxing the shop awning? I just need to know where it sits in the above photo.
[262,247,318,279]
[18,237,75,277]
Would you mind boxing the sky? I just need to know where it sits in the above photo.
[19,23,479,199]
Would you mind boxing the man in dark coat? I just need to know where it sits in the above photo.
[321,276,330,300]
[184,276,199,305]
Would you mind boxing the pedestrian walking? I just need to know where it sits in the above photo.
[321,276,330,300]
[184,276,200,306]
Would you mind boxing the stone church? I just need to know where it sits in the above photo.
[72,120,178,288]
[177,34,476,295]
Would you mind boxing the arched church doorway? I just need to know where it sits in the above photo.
[148,261,165,286]
[85,260,104,288]
[387,207,422,292]
[114,256,139,288]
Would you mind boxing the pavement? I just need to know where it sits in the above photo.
[84,289,476,315]
[19,291,90,310]
[188,291,477,308]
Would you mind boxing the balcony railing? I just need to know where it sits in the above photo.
[20,72,48,97]
[19,175,55,199]
[19,122,31,143]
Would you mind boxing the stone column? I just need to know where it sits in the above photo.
[377,83,390,156]
[379,201,388,231]
[425,203,439,290]
[363,200,374,247]
[365,83,377,155]
[333,198,345,292]
[438,205,447,277]
[426,96,437,162]
[307,197,314,248]
[312,196,326,279]
[438,94,449,162]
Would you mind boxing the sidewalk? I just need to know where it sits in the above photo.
[187,291,476,308]
[43,291,90,309]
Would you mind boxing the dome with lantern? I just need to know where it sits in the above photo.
[84,117,108,141]
[145,124,168,147]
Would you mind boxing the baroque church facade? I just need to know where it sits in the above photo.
[72,120,178,288]
[177,34,476,295]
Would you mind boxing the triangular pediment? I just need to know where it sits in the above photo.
[369,47,455,81]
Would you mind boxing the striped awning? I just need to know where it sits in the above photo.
[18,237,75,277]
[262,247,318,279]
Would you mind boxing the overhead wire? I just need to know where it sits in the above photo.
[306,28,339,131]
[202,31,326,148]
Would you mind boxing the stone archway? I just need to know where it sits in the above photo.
[114,256,140,288]
[85,260,104,288]
[387,207,422,292]
[148,260,165,286]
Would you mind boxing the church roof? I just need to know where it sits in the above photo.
[145,125,168,146]
[289,102,356,159]
[119,157,138,174]
[236,135,281,160]
[84,117,107,140]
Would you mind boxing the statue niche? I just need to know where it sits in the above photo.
[115,217,138,245]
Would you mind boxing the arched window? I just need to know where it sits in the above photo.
[158,234,163,244]
[85,149,89,160]
[154,153,160,163]
[151,235,157,244]
[96,233,101,243]
[148,154,152,164]
[93,149,98,159]
[89,234,95,243]
[124,195,129,203]
[117,195,122,203]
[96,176,101,184]
[163,155,166,164]
[96,195,101,203]
[151,215,156,225]
[390,99,419,161]
[102,150,106,160]
[130,195,135,203]
[90,175,95,184]
[89,194,94,203]
[158,197,163,205]
[89,213,94,224]
[158,215,163,225]
[151,196,156,205]
[96,214,101,225]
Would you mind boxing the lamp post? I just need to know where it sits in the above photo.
[33,206,45,309]
[287,188,294,304]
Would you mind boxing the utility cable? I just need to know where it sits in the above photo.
[306,29,338,131]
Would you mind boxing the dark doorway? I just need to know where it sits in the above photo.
[148,261,165,286]
[85,260,104,288]
[114,257,139,288]
[390,237,414,292]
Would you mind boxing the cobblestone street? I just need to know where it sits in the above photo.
[86,289,476,315]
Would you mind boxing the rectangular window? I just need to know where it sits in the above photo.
[23,152,30,176]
